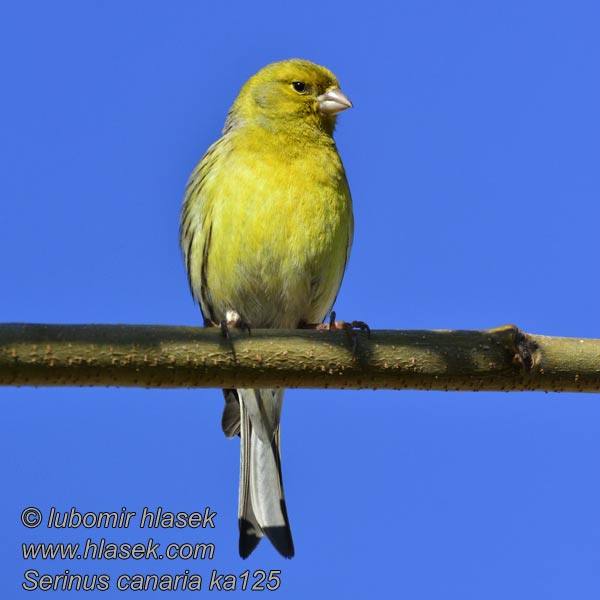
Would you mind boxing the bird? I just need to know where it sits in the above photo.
[180,59,353,558]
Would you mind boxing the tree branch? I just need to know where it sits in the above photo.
[0,323,598,392]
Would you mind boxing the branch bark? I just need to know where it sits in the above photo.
[0,323,599,392]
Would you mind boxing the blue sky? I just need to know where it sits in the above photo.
[1,0,600,597]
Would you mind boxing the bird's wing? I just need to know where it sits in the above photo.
[180,138,228,324]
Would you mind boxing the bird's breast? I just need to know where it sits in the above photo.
[204,143,352,328]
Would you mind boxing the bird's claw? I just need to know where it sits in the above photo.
[220,320,232,339]
[342,320,371,336]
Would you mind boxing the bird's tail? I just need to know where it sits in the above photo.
[222,388,294,558]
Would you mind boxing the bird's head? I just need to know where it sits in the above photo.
[225,59,352,137]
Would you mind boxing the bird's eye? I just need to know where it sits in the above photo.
[291,81,307,93]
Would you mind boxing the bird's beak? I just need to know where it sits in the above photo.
[317,88,353,116]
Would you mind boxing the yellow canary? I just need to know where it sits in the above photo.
[180,59,353,558]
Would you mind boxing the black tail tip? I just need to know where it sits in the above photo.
[239,519,294,559]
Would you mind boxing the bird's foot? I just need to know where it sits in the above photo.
[206,310,251,338]
[300,311,370,356]
[302,311,370,335]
